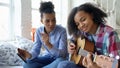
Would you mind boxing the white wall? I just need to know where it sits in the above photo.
[69,0,95,9]
[21,0,32,40]
[95,0,120,36]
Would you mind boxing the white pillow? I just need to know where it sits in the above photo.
[0,42,22,66]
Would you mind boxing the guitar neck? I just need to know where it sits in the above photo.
[78,48,95,57]
[78,48,118,68]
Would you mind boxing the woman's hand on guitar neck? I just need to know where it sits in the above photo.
[82,53,101,68]
[82,53,119,68]
[68,42,76,54]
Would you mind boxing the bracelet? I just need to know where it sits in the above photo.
[112,59,118,68]
[118,60,120,68]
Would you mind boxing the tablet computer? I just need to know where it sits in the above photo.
[17,53,27,63]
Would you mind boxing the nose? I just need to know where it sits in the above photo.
[49,21,54,26]
[50,20,56,26]
[78,22,84,29]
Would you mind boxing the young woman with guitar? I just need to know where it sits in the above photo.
[57,2,120,68]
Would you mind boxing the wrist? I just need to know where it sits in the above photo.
[118,60,120,68]
[112,59,119,68]
[45,41,50,45]
[45,42,52,49]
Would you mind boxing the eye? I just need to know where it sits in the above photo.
[45,19,50,23]
[52,18,56,22]
[80,17,86,22]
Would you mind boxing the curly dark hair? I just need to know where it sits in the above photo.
[39,1,55,18]
[67,2,107,36]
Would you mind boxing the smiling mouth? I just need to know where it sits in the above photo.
[49,27,55,30]
[82,27,87,32]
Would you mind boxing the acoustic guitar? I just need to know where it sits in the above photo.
[70,37,118,68]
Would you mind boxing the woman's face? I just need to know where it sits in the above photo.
[41,13,56,33]
[74,11,98,34]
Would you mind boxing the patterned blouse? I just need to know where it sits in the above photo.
[83,23,120,59]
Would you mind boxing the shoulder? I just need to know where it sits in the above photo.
[36,26,44,33]
[55,25,66,32]
[103,25,118,36]
[97,24,118,36]
[100,24,115,33]
[56,25,66,30]
[105,25,114,32]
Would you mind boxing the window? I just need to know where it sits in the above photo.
[0,0,22,41]
[0,0,14,41]
[31,0,41,28]
[52,0,68,27]
[0,0,9,4]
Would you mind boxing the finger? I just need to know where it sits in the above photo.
[69,43,75,48]
[82,57,85,66]
[95,52,97,55]
[69,46,75,49]
[41,33,46,37]
[17,48,21,52]
[69,45,75,48]
[87,53,93,65]
[68,45,75,50]
[70,45,75,47]
[82,57,87,67]
[69,50,75,54]
[18,48,27,57]
[18,48,23,54]
[69,42,75,45]
[103,56,113,62]
[40,33,44,36]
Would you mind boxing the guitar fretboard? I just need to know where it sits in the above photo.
[78,48,95,57]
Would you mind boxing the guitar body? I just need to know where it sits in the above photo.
[70,37,94,65]
[70,37,119,68]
